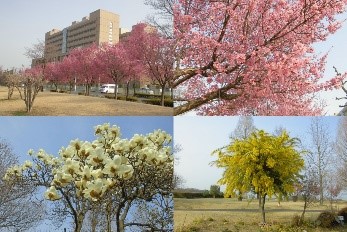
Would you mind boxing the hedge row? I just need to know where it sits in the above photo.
[173,191,224,199]
[104,94,138,102]
[142,99,173,107]
[134,92,172,99]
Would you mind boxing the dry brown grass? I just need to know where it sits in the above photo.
[174,198,347,232]
[0,86,173,116]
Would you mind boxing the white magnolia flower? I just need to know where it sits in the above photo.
[83,179,106,201]
[70,139,82,151]
[109,125,120,137]
[111,139,130,153]
[28,149,34,156]
[117,165,134,180]
[91,168,103,179]
[44,186,61,201]
[102,155,122,177]
[79,165,92,180]
[102,178,115,188]
[36,149,54,165]
[75,179,87,189]
[63,158,80,175]
[59,146,75,159]
[53,172,74,187]
[88,147,107,166]
[78,141,93,158]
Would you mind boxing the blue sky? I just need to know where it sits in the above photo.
[174,116,340,191]
[0,0,152,69]
[0,116,173,162]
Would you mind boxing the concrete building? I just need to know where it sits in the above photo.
[44,9,121,62]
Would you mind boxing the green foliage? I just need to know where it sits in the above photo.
[142,98,173,107]
[173,192,207,198]
[213,130,304,199]
[210,185,222,198]
[134,92,171,99]
[12,111,28,116]
[104,94,138,102]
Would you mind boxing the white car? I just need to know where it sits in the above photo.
[140,87,154,95]
[100,84,117,94]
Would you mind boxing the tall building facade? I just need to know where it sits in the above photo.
[44,9,120,62]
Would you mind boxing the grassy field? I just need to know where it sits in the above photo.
[0,86,172,116]
[174,198,347,231]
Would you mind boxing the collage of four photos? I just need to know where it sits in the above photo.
[1,1,347,231]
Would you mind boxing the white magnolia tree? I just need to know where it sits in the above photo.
[4,123,173,232]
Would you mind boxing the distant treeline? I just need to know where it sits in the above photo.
[173,188,224,199]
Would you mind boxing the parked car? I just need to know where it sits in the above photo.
[100,84,117,94]
[140,87,154,95]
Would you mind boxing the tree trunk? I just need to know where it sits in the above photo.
[7,86,14,99]
[259,194,266,223]
[26,85,32,112]
[75,212,84,232]
[114,83,118,100]
[126,82,130,100]
[237,192,243,201]
[300,196,308,225]
[106,202,112,232]
[319,173,324,205]
[160,85,165,106]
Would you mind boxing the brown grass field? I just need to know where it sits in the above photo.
[174,198,347,232]
[0,86,173,116]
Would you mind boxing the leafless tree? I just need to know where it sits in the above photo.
[173,143,185,189]
[128,194,173,231]
[2,70,22,100]
[144,0,175,37]
[230,116,257,140]
[298,165,320,225]
[24,39,45,60]
[306,117,333,205]
[334,117,347,187]
[0,139,45,231]
[325,171,343,210]
[333,66,347,113]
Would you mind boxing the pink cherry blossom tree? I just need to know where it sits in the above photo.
[68,44,101,96]
[173,0,347,115]
[97,43,141,100]
[125,23,175,106]
[44,62,60,91]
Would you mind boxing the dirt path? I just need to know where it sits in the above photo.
[0,86,173,116]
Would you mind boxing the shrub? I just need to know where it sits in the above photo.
[316,211,338,228]
[120,96,138,102]
[173,191,210,198]
[134,92,172,99]
[338,206,347,223]
[142,99,173,107]
[104,95,138,102]
[291,214,301,227]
